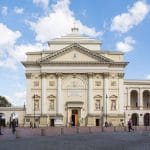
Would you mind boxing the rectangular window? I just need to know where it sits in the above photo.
[95,100,100,110]
[111,100,116,110]
[49,99,54,110]
[95,81,101,86]
[49,81,55,86]
[34,81,39,87]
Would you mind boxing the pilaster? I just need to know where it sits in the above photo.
[26,73,32,114]
[41,73,47,114]
[103,72,109,122]
[118,73,124,113]
[56,73,63,115]
[139,89,143,110]
[88,73,93,114]
[127,88,131,110]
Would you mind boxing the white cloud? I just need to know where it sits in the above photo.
[15,91,26,100]
[0,23,48,69]
[0,58,17,70]
[28,0,102,43]
[0,23,21,69]
[33,0,49,9]
[4,91,26,106]
[14,7,24,14]
[1,6,8,16]
[0,23,21,48]
[111,1,150,33]
[14,91,26,106]
[147,75,150,79]
[116,36,136,52]
[11,43,48,61]
[4,95,14,106]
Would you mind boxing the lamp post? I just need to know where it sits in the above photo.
[101,106,104,127]
[105,94,108,123]
[33,94,36,128]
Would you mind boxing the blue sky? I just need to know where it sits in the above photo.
[0,0,150,106]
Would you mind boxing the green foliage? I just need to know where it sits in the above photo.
[0,96,11,107]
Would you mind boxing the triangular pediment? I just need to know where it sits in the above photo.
[38,43,114,64]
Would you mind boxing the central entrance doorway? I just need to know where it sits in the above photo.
[71,110,78,126]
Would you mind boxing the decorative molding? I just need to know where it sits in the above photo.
[56,72,63,78]
[87,72,94,77]
[118,73,125,78]
[41,72,47,78]
[25,73,32,79]
[37,43,114,64]
[103,72,109,78]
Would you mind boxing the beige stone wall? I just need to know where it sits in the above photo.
[0,107,25,126]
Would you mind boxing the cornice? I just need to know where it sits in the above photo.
[22,60,128,68]
[0,107,25,111]
[124,80,150,85]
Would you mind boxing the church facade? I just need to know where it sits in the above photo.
[21,27,150,127]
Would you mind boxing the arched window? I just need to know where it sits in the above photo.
[143,90,150,109]
[130,90,138,108]
[47,95,56,111]
[94,95,102,110]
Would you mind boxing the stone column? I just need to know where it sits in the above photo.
[25,73,32,114]
[57,73,63,115]
[139,89,143,110]
[118,73,124,113]
[127,88,131,110]
[88,73,93,114]
[41,73,47,114]
[139,115,144,126]
[103,73,109,123]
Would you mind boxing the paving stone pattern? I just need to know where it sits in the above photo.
[0,127,150,150]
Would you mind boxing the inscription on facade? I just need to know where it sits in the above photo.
[68,90,81,97]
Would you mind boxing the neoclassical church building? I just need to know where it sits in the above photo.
[21,27,150,127]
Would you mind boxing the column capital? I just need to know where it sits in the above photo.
[41,72,47,78]
[103,72,109,78]
[25,73,32,79]
[118,73,125,78]
[56,72,63,78]
[87,72,94,77]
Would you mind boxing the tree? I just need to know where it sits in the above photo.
[0,96,11,107]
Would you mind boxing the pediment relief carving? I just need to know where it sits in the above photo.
[37,43,114,64]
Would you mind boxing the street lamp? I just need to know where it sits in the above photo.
[105,94,108,123]
[33,94,36,128]
[101,106,104,127]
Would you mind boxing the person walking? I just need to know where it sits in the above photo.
[12,119,16,134]
[128,119,134,132]
[30,121,33,128]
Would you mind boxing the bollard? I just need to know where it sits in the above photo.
[101,126,104,132]
[114,126,116,132]
[124,126,127,132]
[61,127,64,135]
[16,129,21,138]
[41,128,46,136]
[76,127,79,134]
[89,127,91,134]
